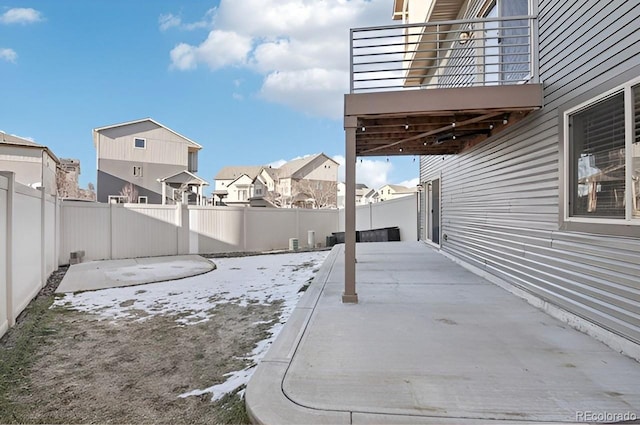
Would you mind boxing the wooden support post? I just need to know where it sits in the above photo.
[343,116,358,303]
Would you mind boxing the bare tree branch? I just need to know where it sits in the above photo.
[292,180,337,209]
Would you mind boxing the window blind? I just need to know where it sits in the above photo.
[571,92,625,217]
[633,84,640,217]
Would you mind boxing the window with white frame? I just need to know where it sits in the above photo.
[565,78,640,222]
[108,195,126,204]
[134,138,146,149]
[138,196,148,204]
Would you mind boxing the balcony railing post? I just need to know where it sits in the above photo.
[435,24,440,86]
[530,16,539,84]
[350,28,355,94]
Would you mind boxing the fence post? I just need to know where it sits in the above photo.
[242,207,247,252]
[54,194,59,268]
[177,203,189,255]
[188,207,198,254]
[175,203,181,255]
[1,172,15,327]
[109,202,114,260]
[40,188,46,288]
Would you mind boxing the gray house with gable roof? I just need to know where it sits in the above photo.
[93,118,209,205]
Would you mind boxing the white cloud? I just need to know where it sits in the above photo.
[170,30,252,71]
[159,13,182,31]
[232,92,243,101]
[167,0,391,119]
[0,48,17,63]
[260,69,347,118]
[0,8,43,25]
[396,177,419,188]
[267,159,287,168]
[332,155,393,190]
[159,9,215,31]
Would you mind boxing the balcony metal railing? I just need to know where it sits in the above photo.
[350,15,539,93]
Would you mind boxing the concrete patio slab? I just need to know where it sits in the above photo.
[56,255,215,293]
[246,242,640,424]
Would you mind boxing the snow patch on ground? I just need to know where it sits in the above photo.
[104,260,213,283]
[53,251,329,401]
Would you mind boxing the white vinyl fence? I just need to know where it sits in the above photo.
[60,203,341,264]
[339,194,419,242]
[0,185,416,339]
[61,195,419,264]
[0,172,59,337]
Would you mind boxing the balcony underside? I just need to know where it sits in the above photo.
[345,84,543,156]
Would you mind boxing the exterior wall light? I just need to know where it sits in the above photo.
[459,26,473,44]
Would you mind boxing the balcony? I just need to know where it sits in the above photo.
[345,15,543,156]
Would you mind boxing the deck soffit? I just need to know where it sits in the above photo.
[345,84,543,156]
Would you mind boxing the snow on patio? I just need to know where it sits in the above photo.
[53,250,329,401]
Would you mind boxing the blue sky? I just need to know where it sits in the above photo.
[0,1,419,194]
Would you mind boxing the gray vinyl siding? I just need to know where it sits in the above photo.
[97,170,162,204]
[420,0,640,344]
[97,159,185,204]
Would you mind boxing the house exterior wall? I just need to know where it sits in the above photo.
[96,121,199,203]
[298,157,338,181]
[0,146,57,195]
[278,177,293,197]
[96,122,190,166]
[377,185,396,202]
[215,179,233,193]
[255,170,276,195]
[225,175,254,204]
[419,0,640,344]
[42,151,57,196]
[97,159,185,203]
[254,179,267,197]
[0,146,42,187]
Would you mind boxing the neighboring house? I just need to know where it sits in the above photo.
[276,153,339,208]
[0,131,59,195]
[253,167,279,199]
[214,166,264,206]
[337,182,371,208]
[375,184,417,202]
[214,153,339,208]
[361,188,377,204]
[93,118,208,205]
[341,0,640,353]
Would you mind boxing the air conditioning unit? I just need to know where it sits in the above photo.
[289,238,299,251]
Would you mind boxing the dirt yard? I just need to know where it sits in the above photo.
[0,251,327,424]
